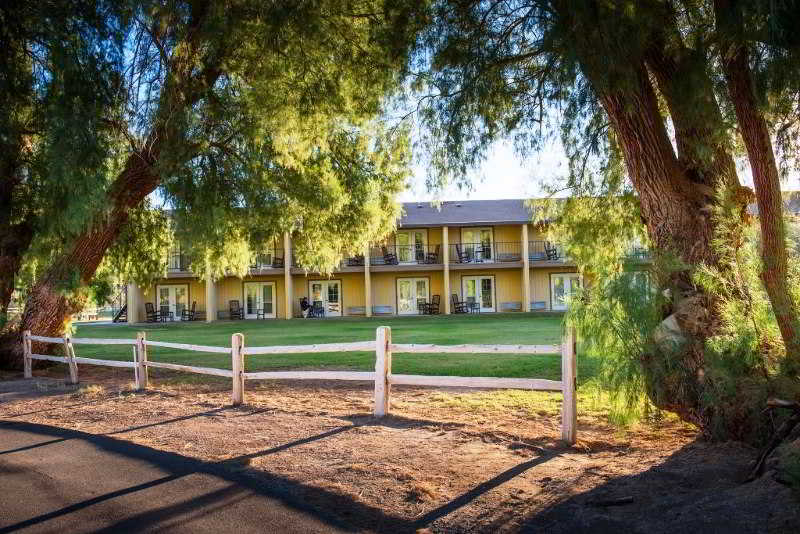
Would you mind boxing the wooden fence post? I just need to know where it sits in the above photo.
[23,330,32,379]
[231,333,245,405]
[561,326,577,444]
[63,335,78,384]
[374,326,392,417]
[135,332,148,390]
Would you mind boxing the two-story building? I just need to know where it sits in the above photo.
[124,199,596,322]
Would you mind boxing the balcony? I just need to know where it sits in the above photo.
[249,249,286,272]
[167,252,191,273]
[625,247,650,261]
[527,240,564,262]
[448,242,524,264]
[368,244,443,266]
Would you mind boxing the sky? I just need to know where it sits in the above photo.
[399,139,800,203]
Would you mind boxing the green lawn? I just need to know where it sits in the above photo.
[73,314,598,381]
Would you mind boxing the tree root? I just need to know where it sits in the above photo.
[746,398,800,482]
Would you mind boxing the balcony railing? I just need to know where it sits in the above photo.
[167,253,190,272]
[528,241,564,262]
[368,244,443,265]
[249,249,286,270]
[447,242,524,264]
[625,247,650,261]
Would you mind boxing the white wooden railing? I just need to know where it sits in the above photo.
[22,326,578,443]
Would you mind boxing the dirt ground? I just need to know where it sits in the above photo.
[2,369,799,533]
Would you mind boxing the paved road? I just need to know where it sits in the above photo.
[0,420,352,533]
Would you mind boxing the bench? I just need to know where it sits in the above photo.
[347,306,366,316]
[531,301,547,311]
[500,302,522,312]
[372,306,393,315]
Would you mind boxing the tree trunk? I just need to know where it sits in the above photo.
[4,153,162,363]
[553,0,747,428]
[716,1,800,374]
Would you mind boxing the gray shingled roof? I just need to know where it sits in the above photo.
[398,199,535,228]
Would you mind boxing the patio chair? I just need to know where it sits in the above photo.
[428,294,441,315]
[181,301,197,321]
[346,254,365,266]
[545,241,560,261]
[417,298,429,315]
[451,294,469,314]
[310,301,325,318]
[425,245,440,264]
[271,255,284,268]
[454,243,471,263]
[160,305,174,322]
[415,243,425,264]
[466,297,480,313]
[229,300,244,320]
[382,246,398,265]
[145,302,160,323]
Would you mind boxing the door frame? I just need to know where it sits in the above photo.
[155,283,190,320]
[395,229,429,264]
[395,276,431,315]
[459,227,495,263]
[242,281,277,319]
[308,278,343,317]
[549,271,581,311]
[460,274,496,312]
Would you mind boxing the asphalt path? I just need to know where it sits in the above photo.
[0,420,362,533]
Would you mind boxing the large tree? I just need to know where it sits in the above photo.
[0,0,124,328]
[3,0,424,366]
[412,0,800,436]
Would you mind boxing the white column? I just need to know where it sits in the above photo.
[205,259,217,323]
[284,232,293,319]
[364,243,372,317]
[443,226,451,314]
[522,224,531,312]
[127,283,142,324]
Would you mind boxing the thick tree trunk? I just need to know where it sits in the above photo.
[0,153,162,365]
[554,0,747,428]
[716,9,800,374]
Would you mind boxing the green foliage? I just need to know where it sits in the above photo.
[103,201,173,287]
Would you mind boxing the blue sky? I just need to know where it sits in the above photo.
[400,139,800,203]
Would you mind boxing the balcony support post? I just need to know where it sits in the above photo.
[364,242,372,317]
[283,232,293,319]
[522,224,531,312]
[205,257,217,323]
[443,226,451,314]
[126,283,143,324]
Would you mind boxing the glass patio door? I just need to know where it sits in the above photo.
[550,273,581,311]
[395,230,427,264]
[461,228,494,262]
[157,284,188,320]
[397,278,429,315]
[462,276,495,312]
[244,282,275,319]
[309,280,342,317]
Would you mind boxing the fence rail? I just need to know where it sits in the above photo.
[22,325,578,443]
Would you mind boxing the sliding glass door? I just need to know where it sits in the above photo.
[462,276,495,312]
[397,278,429,315]
[550,273,581,311]
[309,280,342,317]
[244,282,276,319]
[156,284,189,320]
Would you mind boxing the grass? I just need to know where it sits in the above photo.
[73,313,600,382]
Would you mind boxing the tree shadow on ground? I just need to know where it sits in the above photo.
[513,439,800,534]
